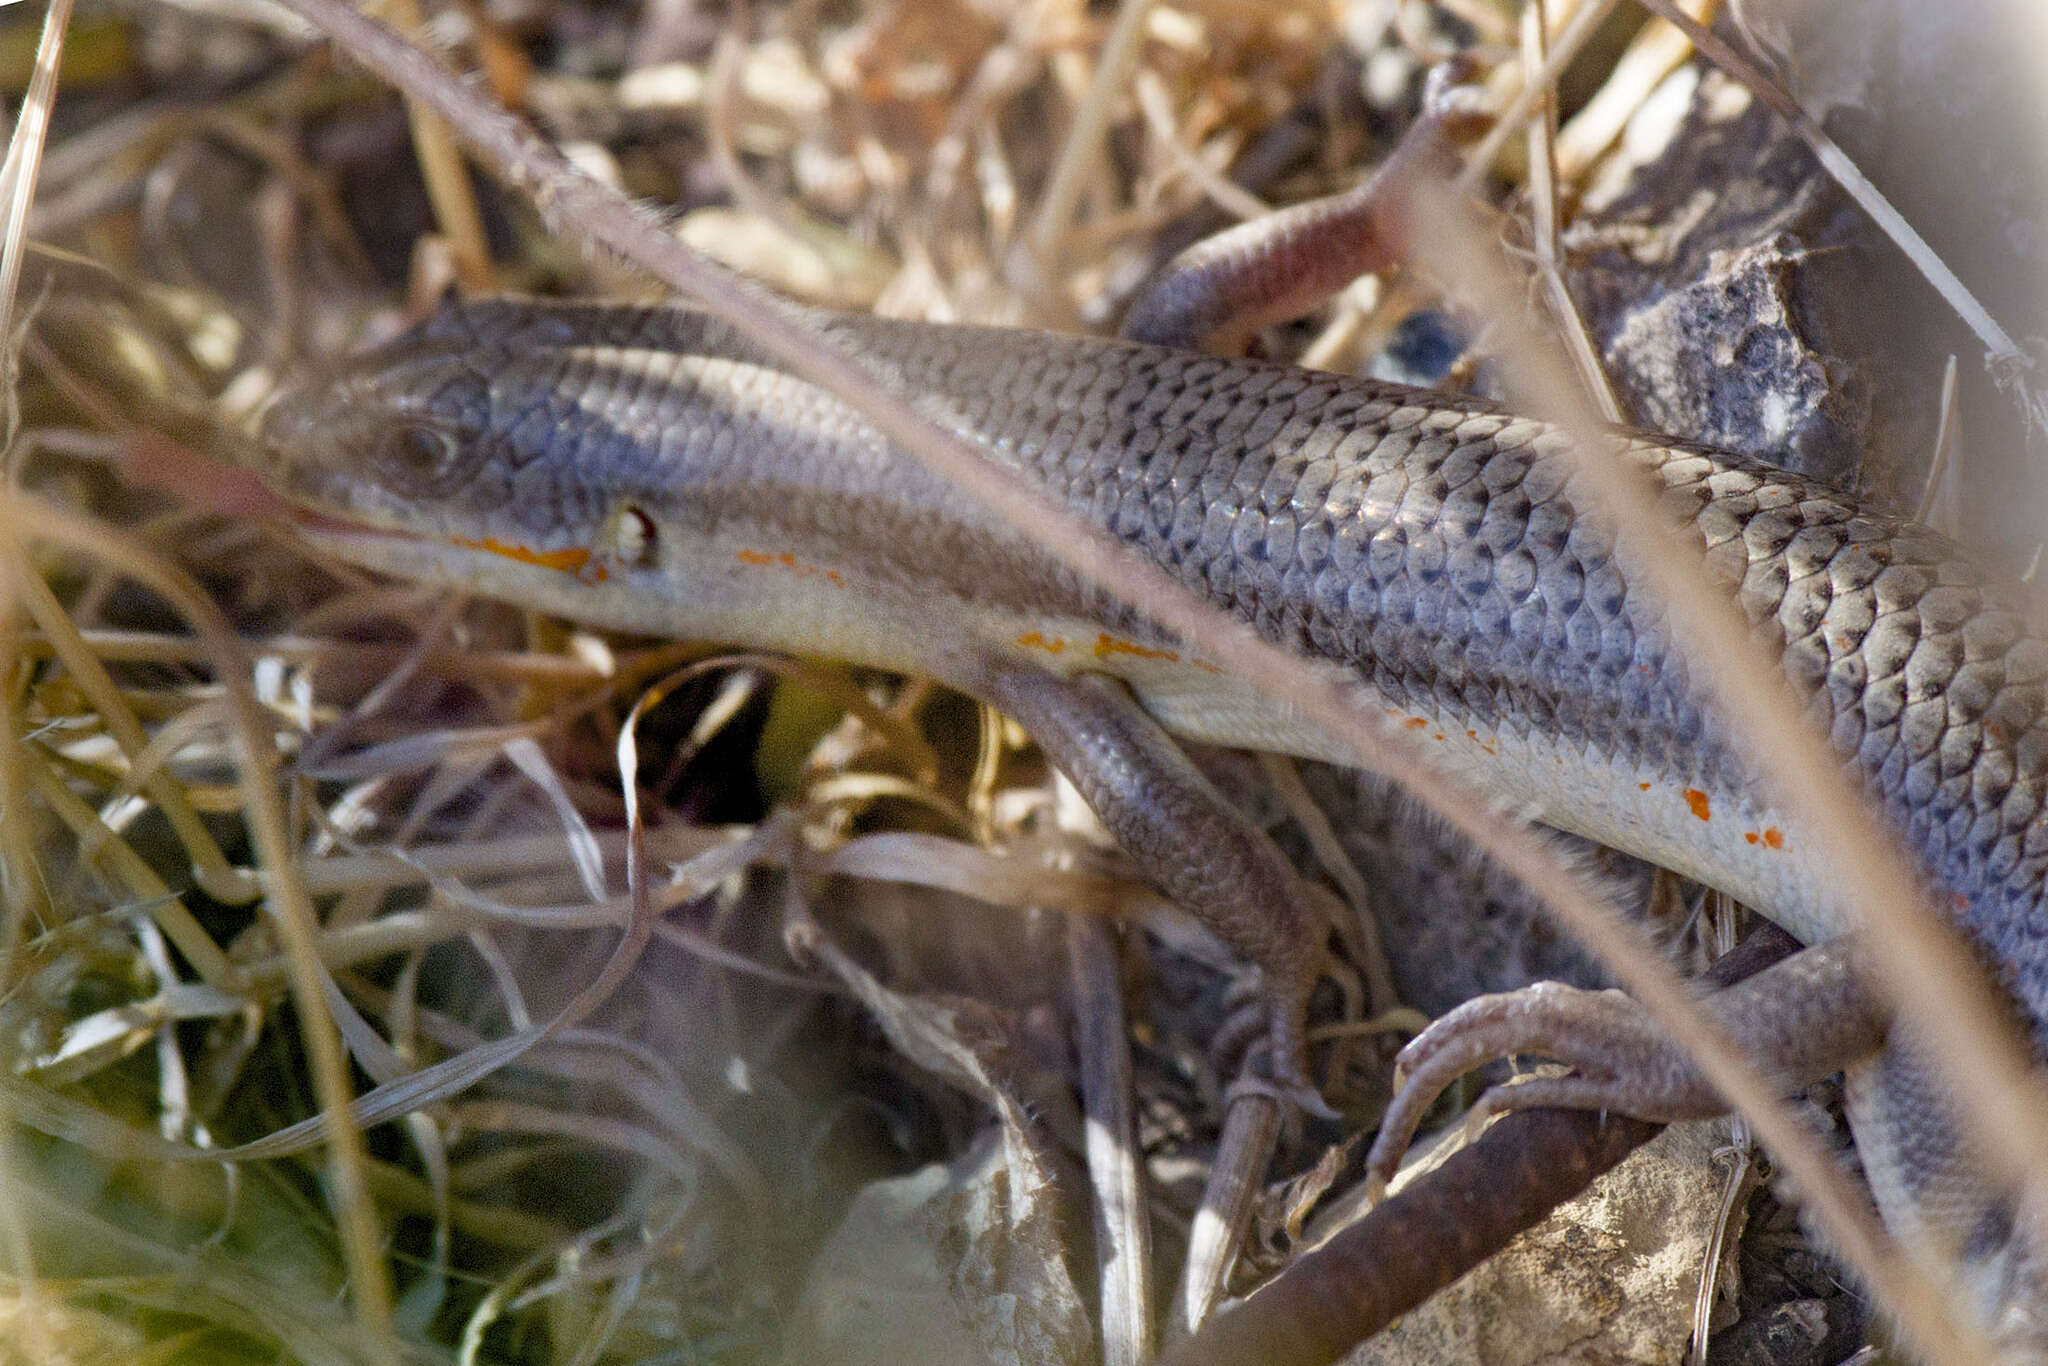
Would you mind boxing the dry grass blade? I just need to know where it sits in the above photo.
[1066,913,1152,1365]
[1519,0,1625,424]
[21,721,237,986]
[1174,1088,1281,1335]
[1457,0,1622,192]
[381,0,491,288]
[1023,0,1156,279]
[11,550,255,904]
[0,0,70,398]
[1132,69,1267,224]
[1553,0,1713,177]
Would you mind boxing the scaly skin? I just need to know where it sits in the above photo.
[257,298,2048,1350]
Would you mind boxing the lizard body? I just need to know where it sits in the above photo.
[258,297,2048,1352]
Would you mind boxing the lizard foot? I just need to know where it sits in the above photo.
[1362,938,1886,1196]
[1208,960,1350,1122]
[1362,980,1722,1198]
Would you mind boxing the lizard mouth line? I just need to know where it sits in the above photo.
[291,507,607,580]
[290,507,413,539]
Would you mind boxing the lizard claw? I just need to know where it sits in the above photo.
[1208,970,1341,1121]
[1260,974,1343,1122]
[1364,979,1720,1194]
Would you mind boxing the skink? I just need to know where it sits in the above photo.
[255,297,2048,1350]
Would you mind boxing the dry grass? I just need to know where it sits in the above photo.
[1,0,2044,1362]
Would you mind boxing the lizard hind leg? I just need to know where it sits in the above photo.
[1361,937,1885,1197]
[978,659,1345,1115]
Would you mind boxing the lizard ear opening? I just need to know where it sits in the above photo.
[607,504,658,568]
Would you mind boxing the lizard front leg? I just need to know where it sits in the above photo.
[977,658,1338,1110]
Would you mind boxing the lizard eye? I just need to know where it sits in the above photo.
[368,421,470,496]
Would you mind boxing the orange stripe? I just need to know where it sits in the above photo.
[1093,633,1179,663]
[450,534,593,575]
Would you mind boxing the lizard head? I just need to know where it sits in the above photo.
[254,299,701,615]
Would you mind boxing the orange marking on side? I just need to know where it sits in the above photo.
[733,547,846,588]
[451,535,593,575]
[1093,633,1180,663]
[1763,827,1785,850]
[1465,729,1497,756]
[1745,832,1760,845]
[1638,782,1652,792]
[1683,789,1712,821]
[1404,717,1429,730]
[1016,631,1068,655]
